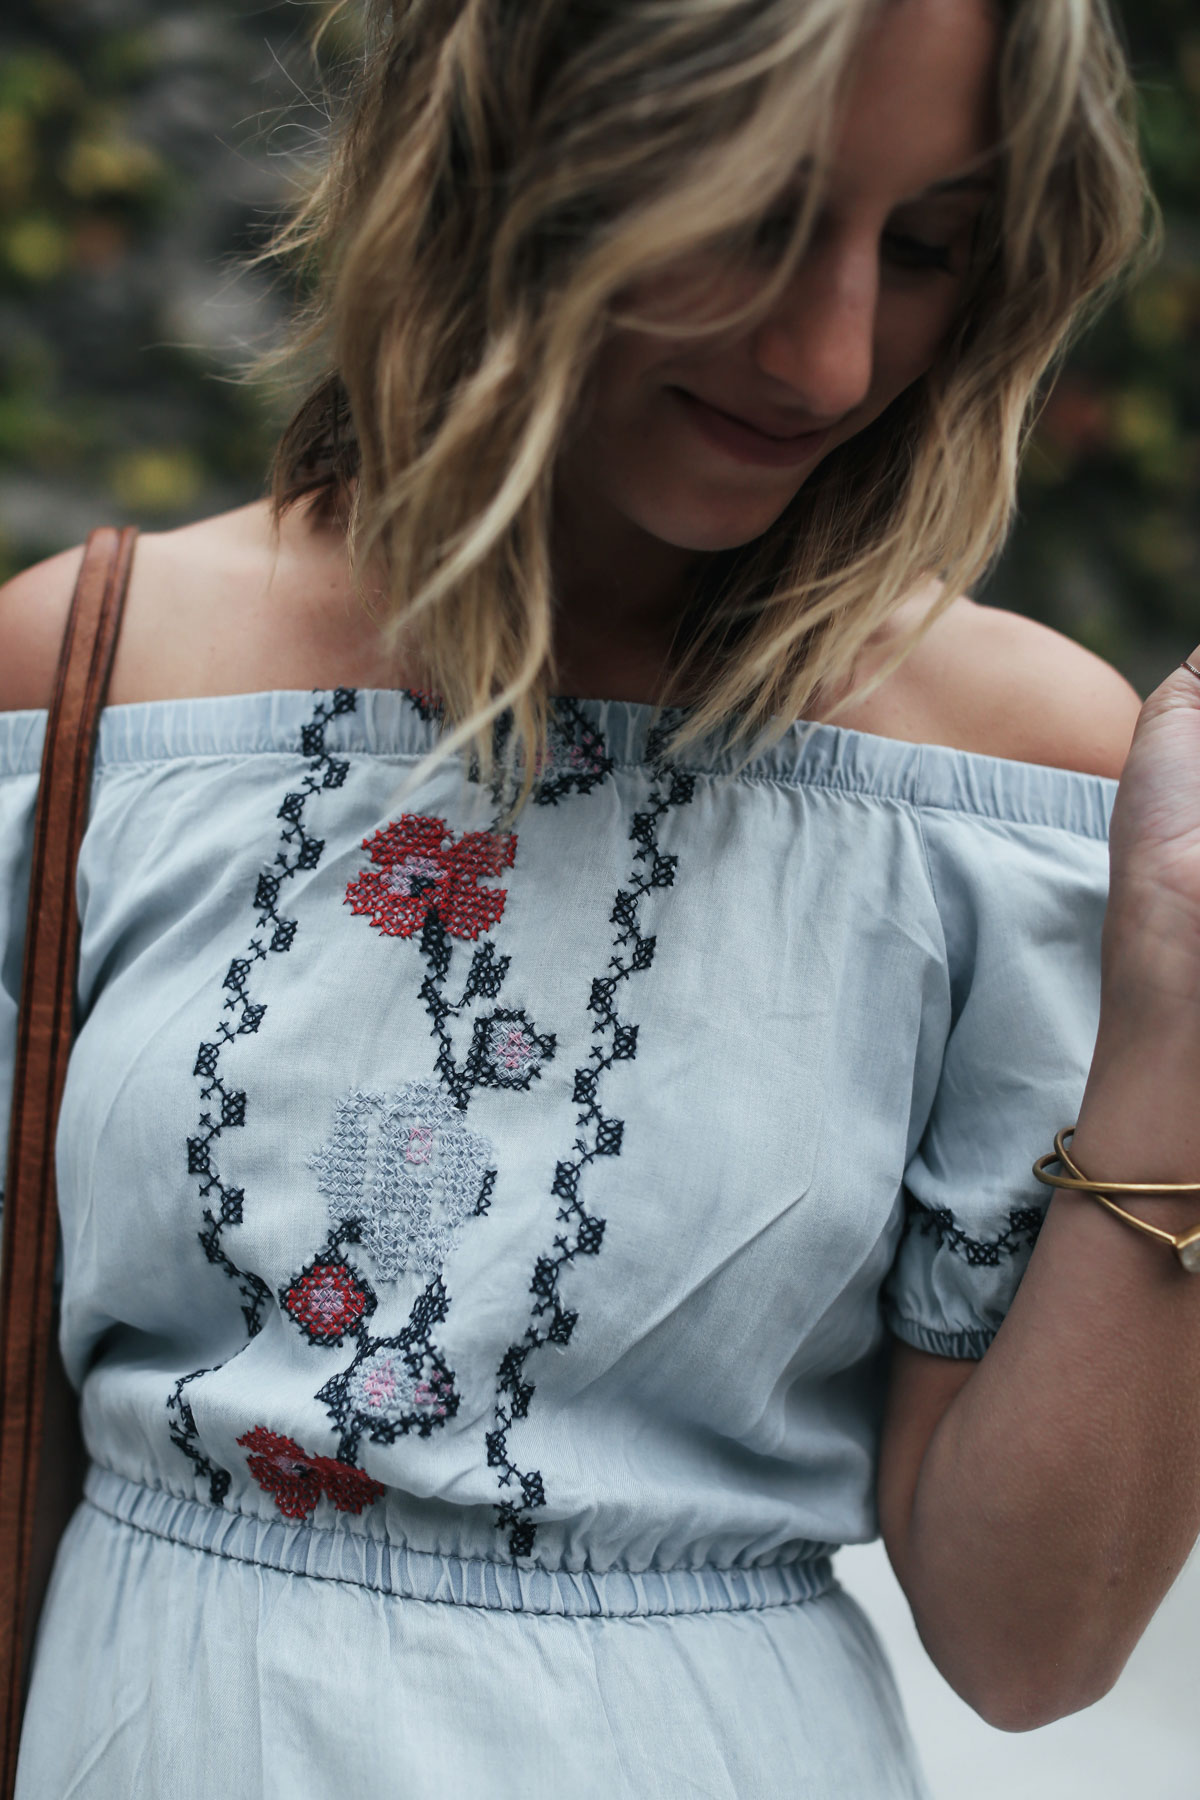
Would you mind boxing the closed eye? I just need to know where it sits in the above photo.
[751,212,960,275]
[882,231,953,273]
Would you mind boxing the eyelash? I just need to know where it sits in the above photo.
[750,213,954,275]
[882,232,953,273]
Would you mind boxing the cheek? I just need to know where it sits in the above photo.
[872,286,966,400]
[620,252,753,335]
[578,328,678,436]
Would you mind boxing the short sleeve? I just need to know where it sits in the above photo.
[0,713,45,1215]
[884,778,1114,1359]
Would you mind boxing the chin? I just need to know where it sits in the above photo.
[619,453,820,553]
[633,494,799,555]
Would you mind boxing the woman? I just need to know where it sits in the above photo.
[2,0,1198,1793]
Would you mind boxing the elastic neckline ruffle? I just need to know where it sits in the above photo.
[0,687,1116,836]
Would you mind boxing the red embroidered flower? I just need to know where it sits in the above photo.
[283,1262,370,1345]
[345,815,516,941]
[237,1426,384,1520]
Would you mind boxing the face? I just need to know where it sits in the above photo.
[556,0,1000,565]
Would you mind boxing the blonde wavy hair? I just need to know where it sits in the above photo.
[268,0,1151,799]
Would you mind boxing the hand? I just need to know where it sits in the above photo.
[1102,648,1200,1014]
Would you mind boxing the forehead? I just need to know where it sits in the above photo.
[827,0,1000,203]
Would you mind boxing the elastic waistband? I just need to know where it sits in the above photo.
[83,1466,835,1618]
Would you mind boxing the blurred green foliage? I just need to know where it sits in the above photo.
[0,0,1196,691]
[984,7,1200,688]
[0,0,317,566]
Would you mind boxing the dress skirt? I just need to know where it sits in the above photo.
[17,1468,929,1800]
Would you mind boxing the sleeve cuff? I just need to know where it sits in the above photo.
[884,1306,995,1361]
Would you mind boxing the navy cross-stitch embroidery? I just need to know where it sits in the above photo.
[466,1008,556,1091]
[477,698,615,807]
[295,879,514,1467]
[280,692,612,1503]
[487,732,696,1557]
[277,1217,471,1466]
[412,690,614,808]
[169,689,358,1505]
[905,1194,1046,1266]
[529,700,615,806]
[316,1274,464,1459]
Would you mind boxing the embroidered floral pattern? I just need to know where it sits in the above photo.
[237,1425,384,1520]
[418,922,560,1112]
[344,805,557,1114]
[282,1250,376,1346]
[477,698,615,808]
[309,1082,495,1280]
[344,1347,456,1426]
[466,1007,556,1093]
[171,689,358,1505]
[345,815,516,941]
[487,733,696,1556]
[276,1221,464,1460]
[535,701,614,803]
[317,1276,460,1455]
[276,692,612,1500]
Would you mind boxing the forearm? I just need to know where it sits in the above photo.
[888,1005,1200,1730]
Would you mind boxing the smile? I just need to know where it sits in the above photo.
[670,389,833,469]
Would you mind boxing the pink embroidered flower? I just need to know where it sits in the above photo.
[534,718,608,784]
[345,815,516,941]
[237,1426,384,1520]
[283,1262,370,1345]
[344,1349,456,1427]
[489,1020,540,1076]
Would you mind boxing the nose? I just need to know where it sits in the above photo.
[750,231,878,424]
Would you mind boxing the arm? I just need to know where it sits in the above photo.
[0,545,85,712]
[879,644,1200,1731]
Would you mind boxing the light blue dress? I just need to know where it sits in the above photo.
[0,690,1114,1798]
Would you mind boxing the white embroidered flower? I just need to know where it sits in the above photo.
[309,1081,492,1278]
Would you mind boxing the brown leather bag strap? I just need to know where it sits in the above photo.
[0,525,137,1795]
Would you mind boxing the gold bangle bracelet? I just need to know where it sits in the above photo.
[1033,1128,1200,1272]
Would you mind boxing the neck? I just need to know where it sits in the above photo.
[550,477,710,703]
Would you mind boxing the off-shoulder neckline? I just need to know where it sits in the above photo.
[0,687,1116,838]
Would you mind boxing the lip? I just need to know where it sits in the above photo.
[671,388,833,468]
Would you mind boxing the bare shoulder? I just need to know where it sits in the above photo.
[0,509,268,713]
[842,589,1143,779]
[0,500,392,711]
[0,542,87,712]
[920,597,1142,778]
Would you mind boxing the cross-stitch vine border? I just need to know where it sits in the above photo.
[486,733,696,1556]
[168,689,358,1504]
[905,1193,1046,1267]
